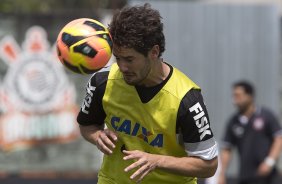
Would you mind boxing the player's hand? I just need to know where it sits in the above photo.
[94,129,118,155]
[123,150,159,182]
[257,162,272,177]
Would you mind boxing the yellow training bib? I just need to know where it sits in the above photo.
[99,63,200,184]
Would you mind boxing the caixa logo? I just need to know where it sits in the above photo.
[0,26,79,151]
[111,116,163,147]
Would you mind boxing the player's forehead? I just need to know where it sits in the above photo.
[113,46,139,58]
[233,87,251,98]
[233,86,245,93]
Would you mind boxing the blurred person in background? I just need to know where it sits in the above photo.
[218,81,282,184]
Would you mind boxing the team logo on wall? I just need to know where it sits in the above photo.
[0,26,79,151]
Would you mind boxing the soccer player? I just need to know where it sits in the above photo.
[77,4,218,184]
[218,81,282,184]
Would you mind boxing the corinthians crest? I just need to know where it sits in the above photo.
[0,26,79,151]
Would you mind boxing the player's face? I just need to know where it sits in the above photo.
[232,87,253,113]
[113,47,152,85]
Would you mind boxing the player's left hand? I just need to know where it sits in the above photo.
[123,150,159,182]
[257,162,272,177]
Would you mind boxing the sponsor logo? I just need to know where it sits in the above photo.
[81,80,96,114]
[110,116,163,147]
[189,102,212,140]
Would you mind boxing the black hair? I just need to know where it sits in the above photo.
[108,3,165,57]
[233,80,255,96]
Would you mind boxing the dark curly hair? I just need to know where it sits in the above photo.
[109,3,165,57]
[233,80,255,97]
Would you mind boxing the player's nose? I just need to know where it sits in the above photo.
[117,61,129,73]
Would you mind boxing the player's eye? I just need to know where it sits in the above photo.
[124,57,134,63]
[125,59,133,63]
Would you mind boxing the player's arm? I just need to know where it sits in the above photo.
[79,124,117,155]
[257,110,282,176]
[257,136,282,174]
[153,89,218,177]
[218,118,237,184]
[123,149,217,181]
[218,148,232,184]
[123,89,218,181]
[77,72,117,155]
[265,137,282,165]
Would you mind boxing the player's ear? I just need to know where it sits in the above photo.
[148,45,160,60]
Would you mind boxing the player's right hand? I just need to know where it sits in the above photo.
[94,129,118,155]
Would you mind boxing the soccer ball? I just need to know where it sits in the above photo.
[56,18,113,74]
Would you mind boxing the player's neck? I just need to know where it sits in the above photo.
[242,104,256,118]
[139,59,170,87]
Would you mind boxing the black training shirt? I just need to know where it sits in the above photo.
[222,107,282,181]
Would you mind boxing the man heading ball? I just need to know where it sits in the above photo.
[77,3,218,184]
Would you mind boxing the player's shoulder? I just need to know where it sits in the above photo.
[177,89,204,119]
[258,106,277,120]
[180,89,202,107]
[184,88,202,101]
[172,66,194,82]
[89,71,109,87]
[164,64,200,100]
[259,106,274,115]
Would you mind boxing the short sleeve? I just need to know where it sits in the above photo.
[176,89,218,160]
[221,118,237,149]
[264,108,282,138]
[77,71,108,126]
